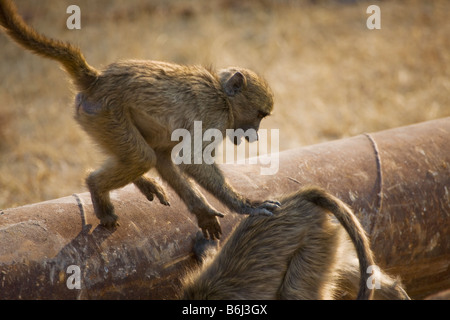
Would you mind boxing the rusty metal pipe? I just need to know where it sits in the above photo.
[0,118,449,299]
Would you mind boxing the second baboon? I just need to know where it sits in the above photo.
[182,186,411,300]
[0,0,280,238]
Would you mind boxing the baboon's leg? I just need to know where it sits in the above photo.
[134,176,170,206]
[155,151,223,239]
[87,157,153,227]
[86,117,158,228]
[278,226,340,300]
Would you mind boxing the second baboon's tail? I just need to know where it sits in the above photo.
[302,187,375,300]
[0,0,98,91]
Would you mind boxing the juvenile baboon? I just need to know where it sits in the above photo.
[182,187,411,300]
[0,0,280,238]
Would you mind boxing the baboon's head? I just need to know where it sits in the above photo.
[219,67,274,145]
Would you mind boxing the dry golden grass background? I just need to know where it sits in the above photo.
[0,0,449,209]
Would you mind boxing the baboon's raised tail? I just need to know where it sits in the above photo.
[302,187,375,300]
[0,0,98,90]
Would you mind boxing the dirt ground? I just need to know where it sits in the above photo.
[0,0,449,209]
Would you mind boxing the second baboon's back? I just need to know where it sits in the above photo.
[183,188,357,299]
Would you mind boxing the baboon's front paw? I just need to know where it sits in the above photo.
[245,199,281,216]
[100,214,120,229]
[258,199,281,211]
[197,212,223,240]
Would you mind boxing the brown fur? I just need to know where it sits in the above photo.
[0,0,280,238]
[181,186,411,300]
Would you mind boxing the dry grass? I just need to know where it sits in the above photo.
[0,0,449,209]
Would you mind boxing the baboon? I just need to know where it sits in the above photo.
[182,187,411,300]
[0,0,280,238]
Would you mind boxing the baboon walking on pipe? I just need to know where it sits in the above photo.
[0,0,280,238]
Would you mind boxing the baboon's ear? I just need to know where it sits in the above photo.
[224,71,246,96]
